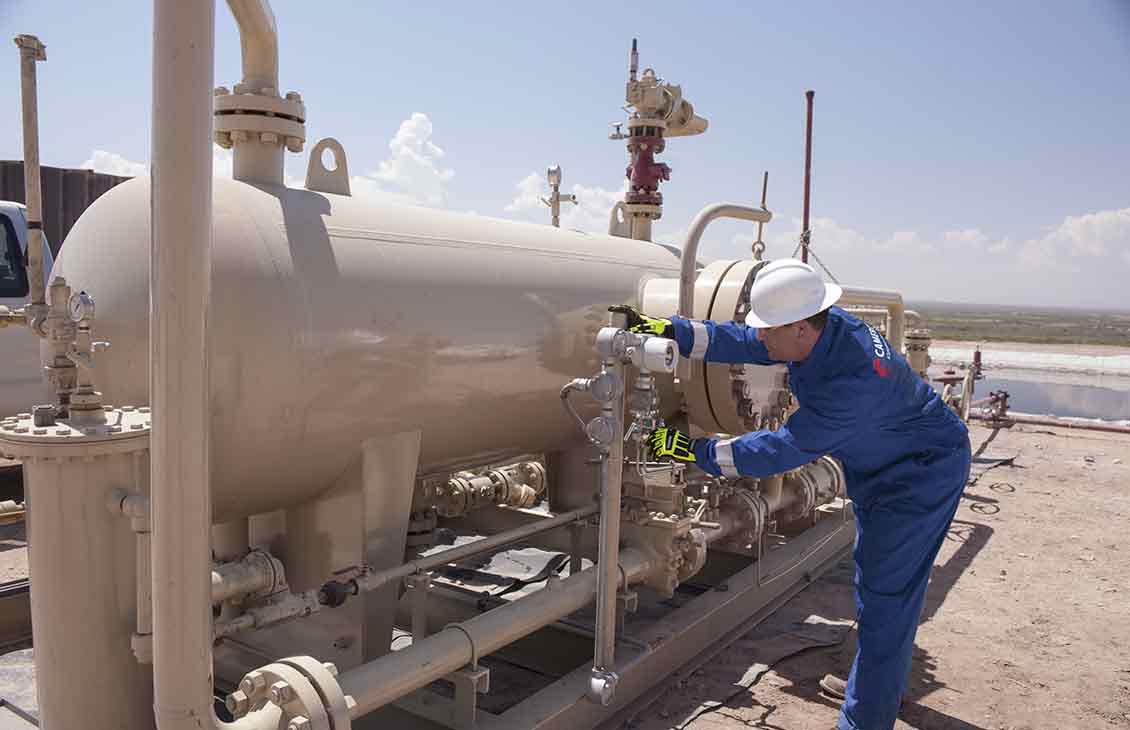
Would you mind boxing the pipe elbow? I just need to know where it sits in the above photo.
[225,0,279,91]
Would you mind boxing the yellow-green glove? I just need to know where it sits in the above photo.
[608,305,674,338]
[648,426,697,463]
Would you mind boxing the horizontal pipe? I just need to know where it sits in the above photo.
[353,504,599,595]
[843,306,922,324]
[211,552,278,604]
[838,287,905,353]
[339,548,652,719]
[971,410,1130,435]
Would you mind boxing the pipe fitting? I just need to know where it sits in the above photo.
[212,548,286,604]
[587,668,620,706]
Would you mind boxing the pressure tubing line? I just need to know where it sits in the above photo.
[350,504,599,596]
[338,548,653,719]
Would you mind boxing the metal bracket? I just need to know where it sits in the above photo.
[615,590,639,635]
[304,137,351,196]
[568,522,585,575]
[449,664,490,729]
[405,572,432,641]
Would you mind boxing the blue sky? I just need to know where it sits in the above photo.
[2,0,1128,308]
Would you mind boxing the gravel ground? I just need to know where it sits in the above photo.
[617,422,1130,730]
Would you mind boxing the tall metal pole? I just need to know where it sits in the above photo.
[14,35,47,313]
[150,0,218,728]
[801,89,814,264]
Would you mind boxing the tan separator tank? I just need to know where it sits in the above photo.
[52,177,684,520]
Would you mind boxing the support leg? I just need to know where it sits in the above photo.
[362,430,422,660]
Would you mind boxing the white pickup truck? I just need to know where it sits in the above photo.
[0,200,53,418]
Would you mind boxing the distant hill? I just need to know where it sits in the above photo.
[906,301,1130,346]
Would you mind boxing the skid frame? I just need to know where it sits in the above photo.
[385,502,854,730]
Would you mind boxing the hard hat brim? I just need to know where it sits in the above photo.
[744,282,843,329]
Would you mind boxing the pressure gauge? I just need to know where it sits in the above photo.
[68,291,95,323]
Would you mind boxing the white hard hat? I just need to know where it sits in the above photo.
[744,259,842,328]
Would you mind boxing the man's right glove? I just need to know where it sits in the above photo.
[608,305,674,338]
[648,426,697,463]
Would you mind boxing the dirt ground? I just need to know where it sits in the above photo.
[617,422,1130,730]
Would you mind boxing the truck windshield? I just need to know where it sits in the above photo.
[0,214,30,299]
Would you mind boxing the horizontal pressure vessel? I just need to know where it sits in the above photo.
[53,178,680,519]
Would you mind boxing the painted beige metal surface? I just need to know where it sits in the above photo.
[677,203,772,322]
[53,178,681,520]
[338,548,653,719]
[14,34,47,312]
[0,412,154,730]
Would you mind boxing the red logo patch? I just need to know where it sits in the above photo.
[872,358,891,378]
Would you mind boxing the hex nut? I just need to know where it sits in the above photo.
[240,670,266,697]
[225,690,250,718]
[322,661,338,677]
[287,717,310,730]
[260,132,279,145]
[269,680,294,705]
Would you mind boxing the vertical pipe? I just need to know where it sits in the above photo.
[801,89,814,264]
[591,358,624,693]
[136,529,154,661]
[14,35,47,308]
[629,216,652,242]
[549,185,561,228]
[223,0,284,185]
[151,0,216,728]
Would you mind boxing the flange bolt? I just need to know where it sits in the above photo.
[269,680,293,705]
[225,690,250,718]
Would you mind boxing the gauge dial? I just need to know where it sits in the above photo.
[68,291,95,323]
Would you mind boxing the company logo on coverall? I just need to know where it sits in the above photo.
[868,325,891,378]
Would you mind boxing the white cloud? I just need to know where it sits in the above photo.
[1016,208,1130,271]
[697,206,1128,307]
[363,112,454,206]
[80,146,238,181]
[760,216,869,255]
[1027,207,1130,258]
[504,172,625,233]
[565,181,626,233]
[504,172,545,213]
[80,150,147,177]
[878,230,936,254]
[942,228,990,248]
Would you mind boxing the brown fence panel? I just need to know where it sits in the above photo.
[0,161,132,255]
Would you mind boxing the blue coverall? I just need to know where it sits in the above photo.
[669,306,971,730]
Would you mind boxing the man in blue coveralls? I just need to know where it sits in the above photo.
[612,259,971,730]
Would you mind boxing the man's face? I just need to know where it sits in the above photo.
[756,321,805,362]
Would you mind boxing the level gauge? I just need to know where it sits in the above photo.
[68,291,95,322]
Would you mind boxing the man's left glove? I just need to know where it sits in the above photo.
[648,426,697,463]
[608,305,674,338]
